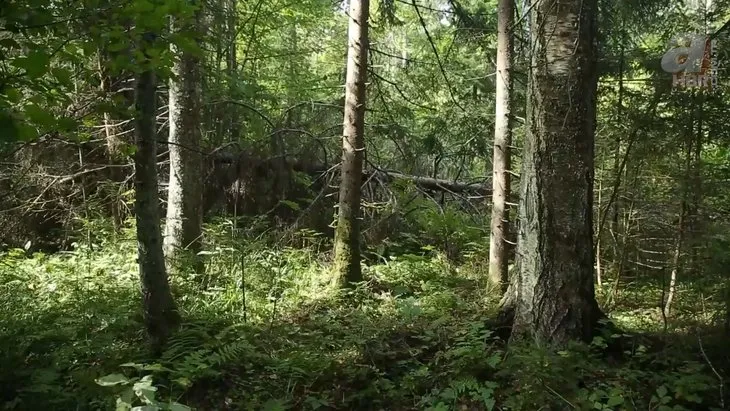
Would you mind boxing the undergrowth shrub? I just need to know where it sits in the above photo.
[1,219,727,410]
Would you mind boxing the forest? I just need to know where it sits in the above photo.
[1,0,730,409]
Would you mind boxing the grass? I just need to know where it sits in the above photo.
[0,221,728,410]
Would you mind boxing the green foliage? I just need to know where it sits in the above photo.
[95,372,191,410]
[1,223,727,409]
[3,0,730,409]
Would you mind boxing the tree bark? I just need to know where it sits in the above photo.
[595,167,603,288]
[488,0,515,289]
[225,0,239,141]
[333,0,369,286]
[135,33,180,352]
[97,49,126,231]
[507,0,602,345]
[164,1,204,273]
[665,94,701,318]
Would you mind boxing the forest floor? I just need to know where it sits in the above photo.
[1,224,728,410]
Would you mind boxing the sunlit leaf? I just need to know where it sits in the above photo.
[96,373,130,386]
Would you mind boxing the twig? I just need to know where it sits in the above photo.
[410,0,466,111]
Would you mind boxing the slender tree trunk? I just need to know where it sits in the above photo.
[333,0,369,286]
[488,0,514,289]
[609,39,626,281]
[687,92,704,274]
[507,0,602,344]
[135,33,180,352]
[665,94,702,318]
[665,205,685,319]
[165,1,204,273]
[611,40,625,251]
[225,0,239,141]
[97,50,125,231]
[595,167,603,287]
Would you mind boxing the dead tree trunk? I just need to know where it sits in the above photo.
[333,0,369,286]
[164,1,204,273]
[97,48,128,231]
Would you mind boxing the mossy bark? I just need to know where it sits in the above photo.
[135,33,180,352]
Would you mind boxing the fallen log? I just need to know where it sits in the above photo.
[368,170,490,194]
[289,162,490,194]
[211,152,491,195]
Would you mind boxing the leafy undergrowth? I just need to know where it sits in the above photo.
[1,227,728,410]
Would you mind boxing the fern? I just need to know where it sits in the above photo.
[206,340,255,367]
[160,324,256,384]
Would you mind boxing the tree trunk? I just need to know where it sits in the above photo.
[507,0,602,344]
[665,95,700,318]
[97,49,126,231]
[135,33,180,352]
[488,0,514,289]
[165,1,204,273]
[225,0,239,141]
[686,92,704,275]
[609,38,626,283]
[595,167,603,288]
[333,0,369,286]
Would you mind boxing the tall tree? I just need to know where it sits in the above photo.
[164,0,204,272]
[135,32,180,351]
[505,0,602,344]
[332,0,370,286]
[488,0,515,288]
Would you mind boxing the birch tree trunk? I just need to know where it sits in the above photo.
[507,0,603,344]
[135,33,180,351]
[333,0,369,286]
[488,0,515,289]
[165,1,204,273]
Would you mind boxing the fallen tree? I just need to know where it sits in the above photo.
[212,152,491,195]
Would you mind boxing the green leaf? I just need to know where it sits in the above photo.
[51,67,73,87]
[11,50,51,79]
[606,395,624,407]
[116,388,135,411]
[134,376,157,403]
[172,377,191,388]
[16,121,39,141]
[280,200,300,211]
[0,109,19,143]
[142,363,170,372]
[24,103,55,127]
[684,393,702,403]
[3,88,22,103]
[261,398,290,411]
[131,0,154,13]
[96,373,130,386]
[656,385,668,398]
[168,403,192,411]
[108,39,129,53]
[56,116,79,131]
